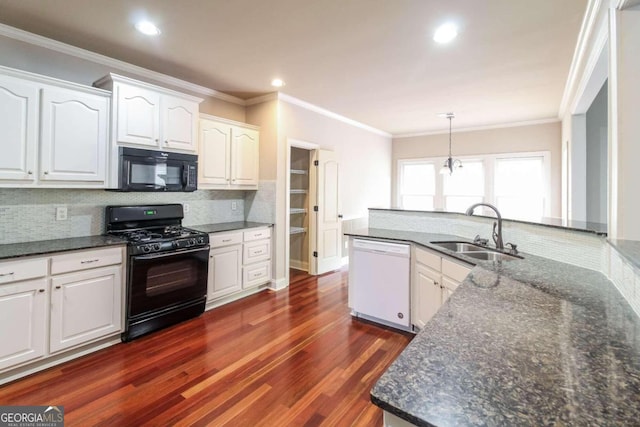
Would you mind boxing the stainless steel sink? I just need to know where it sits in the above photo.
[430,240,522,262]
[431,241,489,252]
[459,251,521,262]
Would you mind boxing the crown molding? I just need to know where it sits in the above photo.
[393,118,560,139]
[245,92,279,106]
[558,0,607,117]
[0,23,245,105]
[276,93,392,138]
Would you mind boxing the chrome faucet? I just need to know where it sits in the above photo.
[465,203,504,250]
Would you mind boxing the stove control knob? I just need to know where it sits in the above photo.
[197,236,205,244]
[153,243,161,251]
[172,241,179,248]
[142,245,151,253]
[189,238,196,246]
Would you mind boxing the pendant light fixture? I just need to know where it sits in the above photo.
[439,112,462,175]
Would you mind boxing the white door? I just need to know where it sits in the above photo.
[0,75,38,182]
[310,150,342,274]
[162,95,198,152]
[0,278,47,371]
[115,83,160,147]
[40,87,108,183]
[199,119,232,186]
[49,266,122,354]
[231,126,259,187]
[208,245,242,300]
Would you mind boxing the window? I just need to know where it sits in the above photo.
[494,156,546,221]
[398,160,436,210]
[443,160,484,213]
[397,152,550,219]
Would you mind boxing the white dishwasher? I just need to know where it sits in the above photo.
[350,238,411,331]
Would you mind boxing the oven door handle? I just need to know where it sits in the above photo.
[133,246,210,260]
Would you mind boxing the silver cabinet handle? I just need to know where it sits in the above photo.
[0,272,15,277]
[222,239,232,242]
[81,259,99,264]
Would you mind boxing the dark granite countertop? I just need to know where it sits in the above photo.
[191,221,273,234]
[369,207,608,236]
[0,235,127,260]
[346,228,640,426]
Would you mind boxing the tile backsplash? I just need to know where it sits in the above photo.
[0,188,247,244]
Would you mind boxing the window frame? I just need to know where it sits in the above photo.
[396,151,551,218]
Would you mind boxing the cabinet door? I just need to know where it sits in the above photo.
[115,83,160,147]
[162,95,198,152]
[208,245,242,300]
[441,276,459,305]
[40,87,108,184]
[413,263,442,330]
[230,126,259,187]
[49,266,122,353]
[0,278,47,371]
[0,75,38,182]
[199,119,232,186]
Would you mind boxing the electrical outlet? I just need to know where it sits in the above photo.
[183,203,190,213]
[231,201,237,211]
[56,206,67,221]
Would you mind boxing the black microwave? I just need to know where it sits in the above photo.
[117,147,197,192]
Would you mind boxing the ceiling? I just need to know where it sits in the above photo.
[0,0,587,135]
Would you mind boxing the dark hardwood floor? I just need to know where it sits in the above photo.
[0,267,412,426]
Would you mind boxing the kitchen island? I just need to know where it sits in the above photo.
[347,227,640,426]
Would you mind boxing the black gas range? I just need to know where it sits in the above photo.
[106,204,209,341]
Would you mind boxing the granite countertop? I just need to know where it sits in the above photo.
[0,235,127,260]
[191,221,273,234]
[346,228,640,426]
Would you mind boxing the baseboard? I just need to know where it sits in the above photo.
[205,284,269,311]
[269,277,289,291]
[290,259,308,271]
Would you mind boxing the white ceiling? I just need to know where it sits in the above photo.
[0,0,586,135]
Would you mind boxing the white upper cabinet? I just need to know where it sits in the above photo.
[115,83,160,147]
[96,74,202,153]
[0,75,38,183]
[0,66,110,188]
[199,115,259,190]
[40,86,108,183]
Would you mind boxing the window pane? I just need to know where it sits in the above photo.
[402,195,434,211]
[402,163,435,195]
[443,161,484,196]
[445,196,483,213]
[495,157,545,220]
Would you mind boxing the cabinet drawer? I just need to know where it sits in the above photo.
[51,247,123,275]
[210,232,243,248]
[0,258,48,285]
[442,258,472,283]
[415,247,441,272]
[243,261,271,288]
[243,239,271,264]
[243,228,271,242]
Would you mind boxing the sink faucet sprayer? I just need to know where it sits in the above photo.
[465,203,504,250]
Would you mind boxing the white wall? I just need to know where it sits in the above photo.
[392,121,562,217]
[585,81,608,224]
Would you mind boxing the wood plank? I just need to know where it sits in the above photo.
[0,267,412,425]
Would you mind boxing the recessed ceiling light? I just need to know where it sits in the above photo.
[135,20,161,36]
[433,23,458,44]
[271,78,285,88]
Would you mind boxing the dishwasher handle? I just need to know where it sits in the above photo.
[352,239,410,257]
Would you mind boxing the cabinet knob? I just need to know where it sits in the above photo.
[55,285,61,289]
[43,171,49,175]
[28,170,33,175]
[39,289,45,293]
[155,139,159,142]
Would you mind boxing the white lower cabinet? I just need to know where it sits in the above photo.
[49,265,122,353]
[0,246,125,382]
[206,227,272,307]
[412,246,472,330]
[208,243,242,300]
[0,277,47,371]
